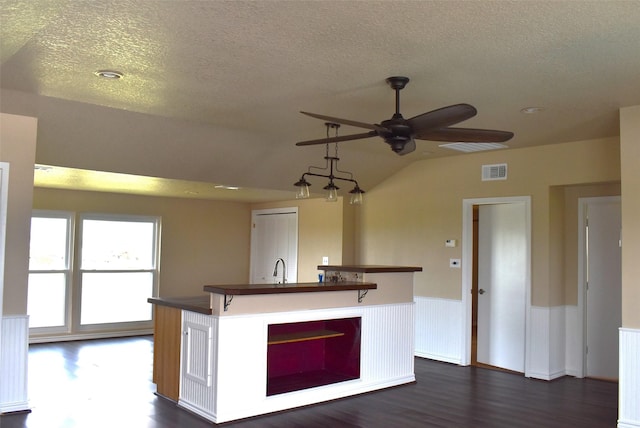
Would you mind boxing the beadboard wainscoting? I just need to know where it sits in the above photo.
[0,315,29,414]
[619,328,640,428]
[414,297,463,364]
[528,306,567,380]
[179,303,415,424]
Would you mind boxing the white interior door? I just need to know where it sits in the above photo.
[250,208,298,284]
[477,202,527,372]
[585,197,621,380]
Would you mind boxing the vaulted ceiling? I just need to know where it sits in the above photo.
[2,1,639,201]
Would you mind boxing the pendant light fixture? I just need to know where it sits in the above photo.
[294,123,365,204]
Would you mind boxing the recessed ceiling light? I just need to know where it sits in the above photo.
[439,142,508,153]
[94,70,123,79]
[520,106,545,114]
[215,185,240,190]
[34,164,53,171]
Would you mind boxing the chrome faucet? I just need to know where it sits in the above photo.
[273,258,286,284]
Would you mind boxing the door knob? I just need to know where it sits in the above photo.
[479,289,486,295]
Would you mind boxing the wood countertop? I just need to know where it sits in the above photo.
[147,295,212,314]
[318,265,423,273]
[203,281,376,296]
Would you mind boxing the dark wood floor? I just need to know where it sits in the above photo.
[1,336,617,427]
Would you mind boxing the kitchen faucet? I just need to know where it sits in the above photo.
[273,258,286,284]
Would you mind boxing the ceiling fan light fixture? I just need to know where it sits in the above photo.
[296,76,512,156]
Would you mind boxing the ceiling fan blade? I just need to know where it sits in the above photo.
[416,127,514,143]
[300,111,378,130]
[407,104,478,133]
[296,131,377,146]
[397,139,416,156]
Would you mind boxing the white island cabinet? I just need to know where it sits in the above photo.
[150,265,421,424]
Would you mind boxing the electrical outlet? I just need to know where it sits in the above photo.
[322,256,329,265]
[449,258,461,268]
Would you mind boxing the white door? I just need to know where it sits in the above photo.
[584,197,621,380]
[250,208,298,284]
[477,203,527,372]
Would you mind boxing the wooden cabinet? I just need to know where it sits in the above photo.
[267,317,361,396]
[152,305,181,401]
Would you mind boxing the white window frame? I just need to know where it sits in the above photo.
[76,213,161,333]
[28,210,75,335]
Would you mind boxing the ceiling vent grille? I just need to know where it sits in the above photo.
[482,163,508,181]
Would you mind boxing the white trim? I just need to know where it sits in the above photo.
[462,196,532,376]
[619,328,640,428]
[0,162,10,346]
[28,329,152,344]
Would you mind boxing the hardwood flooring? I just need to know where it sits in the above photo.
[1,336,617,427]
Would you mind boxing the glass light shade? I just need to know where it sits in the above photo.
[349,185,365,205]
[294,177,311,199]
[295,184,310,199]
[326,187,338,202]
[349,191,363,205]
[324,182,339,202]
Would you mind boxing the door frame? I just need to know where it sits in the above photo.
[461,196,532,376]
[577,195,621,378]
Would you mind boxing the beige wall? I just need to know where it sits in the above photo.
[620,105,640,328]
[33,188,252,298]
[0,113,37,315]
[359,137,620,306]
[251,197,354,282]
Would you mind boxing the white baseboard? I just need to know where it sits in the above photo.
[0,315,29,414]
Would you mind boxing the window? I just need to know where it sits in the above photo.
[27,211,161,339]
[79,214,159,327]
[27,212,73,331]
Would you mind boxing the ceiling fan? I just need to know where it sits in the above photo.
[296,76,514,155]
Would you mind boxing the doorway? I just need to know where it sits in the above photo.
[462,197,531,374]
[578,196,621,380]
[250,208,298,284]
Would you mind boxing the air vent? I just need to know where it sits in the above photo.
[482,163,507,181]
[439,142,508,153]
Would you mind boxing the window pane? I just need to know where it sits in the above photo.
[80,272,153,325]
[28,273,66,328]
[81,220,155,270]
[29,217,69,270]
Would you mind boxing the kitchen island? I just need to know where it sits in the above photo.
[148,265,421,424]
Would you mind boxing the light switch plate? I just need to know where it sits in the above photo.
[322,256,329,265]
[445,239,456,248]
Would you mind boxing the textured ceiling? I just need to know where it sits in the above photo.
[2,1,639,201]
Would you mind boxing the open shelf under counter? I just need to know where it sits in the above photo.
[267,317,361,396]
